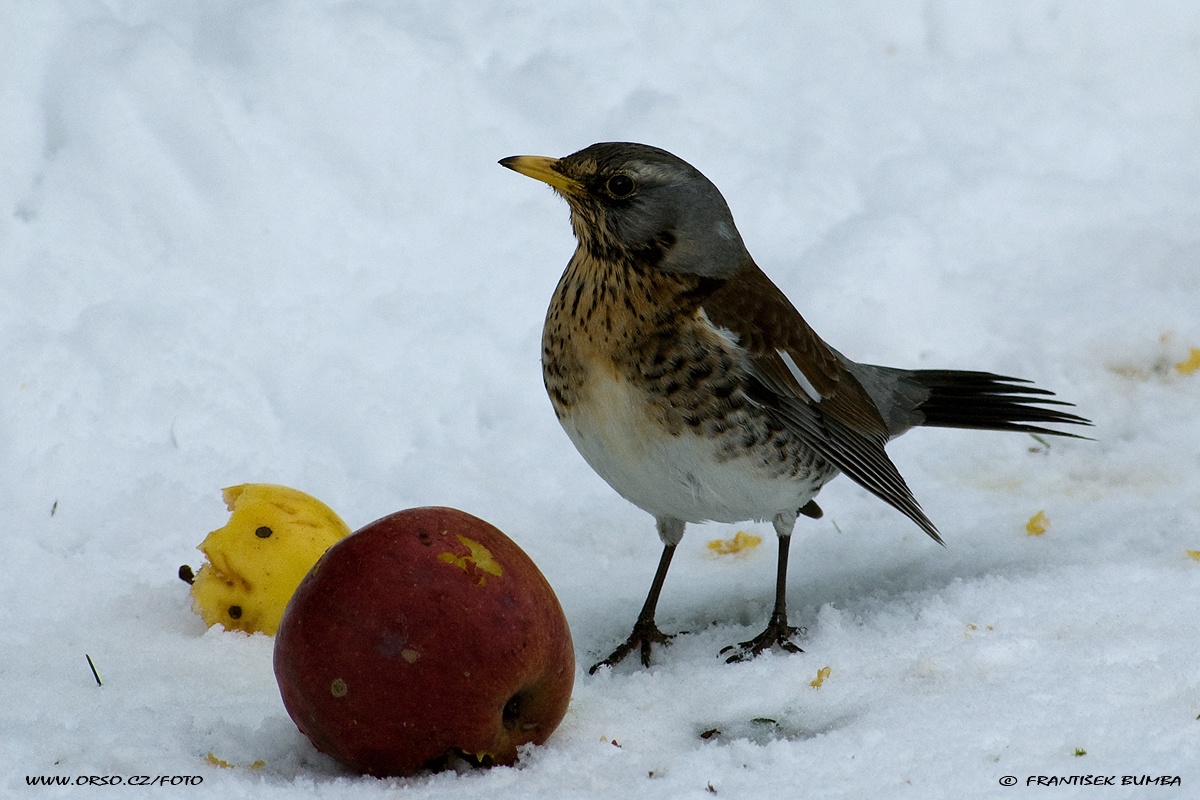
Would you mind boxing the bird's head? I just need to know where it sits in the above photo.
[501,142,750,279]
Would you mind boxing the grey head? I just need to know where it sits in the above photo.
[500,142,752,279]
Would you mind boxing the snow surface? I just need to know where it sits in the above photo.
[3,1,1200,797]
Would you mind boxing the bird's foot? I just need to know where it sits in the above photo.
[720,611,803,663]
[589,618,674,674]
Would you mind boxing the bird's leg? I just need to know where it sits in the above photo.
[590,544,677,672]
[590,518,683,673]
[722,510,804,662]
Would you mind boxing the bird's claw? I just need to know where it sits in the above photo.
[720,613,803,663]
[589,619,674,674]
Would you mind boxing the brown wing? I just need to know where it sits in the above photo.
[702,262,943,544]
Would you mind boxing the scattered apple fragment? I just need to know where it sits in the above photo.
[706,530,762,556]
[273,506,575,776]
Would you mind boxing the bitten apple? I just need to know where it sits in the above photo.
[186,483,351,635]
[273,507,575,776]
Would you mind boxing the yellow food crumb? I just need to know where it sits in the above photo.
[1175,347,1200,375]
[810,666,832,688]
[706,530,762,556]
[964,623,994,640]
[207,753,266,770]
[1026,511,1049,536]
[1186,550,1200,562]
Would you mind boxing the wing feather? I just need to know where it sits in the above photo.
[703,262,943,543]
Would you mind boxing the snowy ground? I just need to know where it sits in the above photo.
[3,2,1200,797]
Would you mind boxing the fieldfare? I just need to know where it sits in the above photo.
[500,142,1090,671]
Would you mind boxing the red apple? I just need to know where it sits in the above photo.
[273,506,575,776]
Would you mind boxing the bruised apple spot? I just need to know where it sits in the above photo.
[437,534,503,586]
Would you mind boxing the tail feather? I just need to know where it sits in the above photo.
[910,370,1092,438]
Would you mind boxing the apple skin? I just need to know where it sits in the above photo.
[273,506,575,777]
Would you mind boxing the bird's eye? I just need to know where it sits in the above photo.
[605,174,635,198]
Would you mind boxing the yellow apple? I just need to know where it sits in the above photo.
[187,484,350,634]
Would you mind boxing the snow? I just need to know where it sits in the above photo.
[3,1,1199,797]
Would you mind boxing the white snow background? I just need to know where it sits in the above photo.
[3,2,1199,798]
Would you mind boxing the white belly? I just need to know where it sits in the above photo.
[558,371,817,524]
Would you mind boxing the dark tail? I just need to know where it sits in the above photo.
[910,370,1092,438]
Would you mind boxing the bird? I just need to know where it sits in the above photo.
[499,142,1090,672]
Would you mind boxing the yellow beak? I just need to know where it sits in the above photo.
[499,155,585,196]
